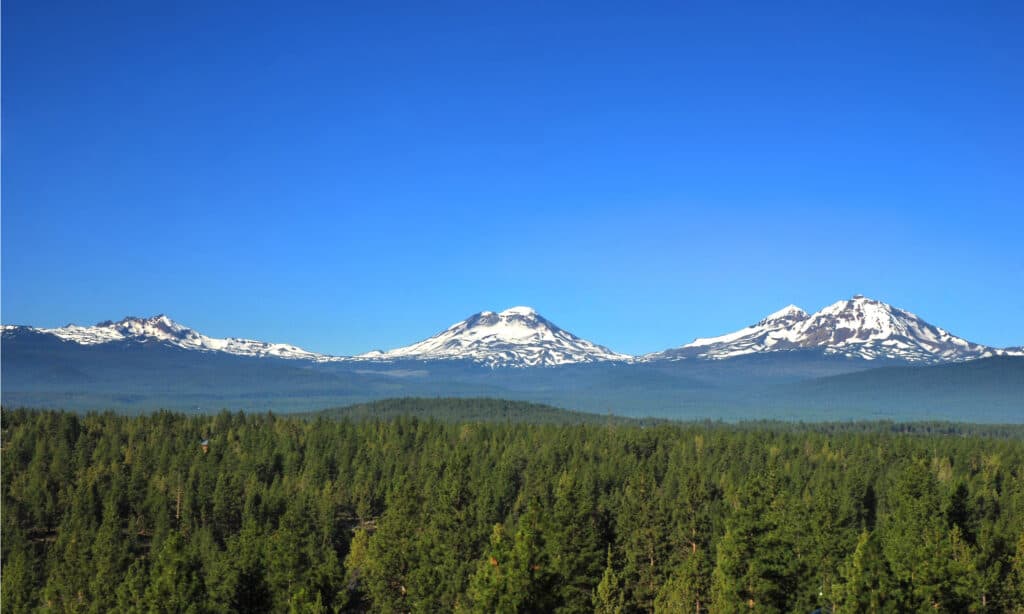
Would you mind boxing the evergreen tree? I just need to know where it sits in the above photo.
[546,467,606,612]
[710,470,795,613]
[834,530,908,613]
[1007,532,1024,613]
[593,546,625,614]
[882,460,979,610]
[114,559,151,611]
[142,533,208,613]
[655,540,713,613]
[464,523,527,613]
[1,544,39,612]
[617,464,671,610]
[89,499,133,612]
[3,407,1023,614]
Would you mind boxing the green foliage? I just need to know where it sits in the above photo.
[3,405,1024,613]
[711,470,798,613]
[463,522,542,613]
[654,541,713,613]
[142,532,208,613]
[307,396,656,426]
[835,530,908,613]
[594,546,625,614]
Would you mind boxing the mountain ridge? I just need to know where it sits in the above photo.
[2,315,344,363]
[4,296,1021,368]
[646,295,1017,364]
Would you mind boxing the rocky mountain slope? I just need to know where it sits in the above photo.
[2,315,341,362]
[647,295,1013,363]
[357,306,630,367]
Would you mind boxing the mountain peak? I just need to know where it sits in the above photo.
[7,297,1013,368]
[100,314,193,340]
[758,304,809,324]
[28,314,339,362]
[365,307,629,367]
[99,314,180,328]
[824,293,876,306]
[499,306,538,317]
[651,295,995,363]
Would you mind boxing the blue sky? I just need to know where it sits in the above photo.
[3,2,1022,355]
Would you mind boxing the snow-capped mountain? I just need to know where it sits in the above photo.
[358,306,631,367]
[646,295,1007,363]
[647,304,811,361]
[2,315,342,362]
[3,298,1019,368]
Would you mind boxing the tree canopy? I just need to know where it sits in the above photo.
[3,403,1024,612]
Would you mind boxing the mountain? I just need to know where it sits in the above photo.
[3,308,629,368]
[646,304,811,361]
[357,306,631,367]
[647,295,1007,364]
[2,315,342,362]
[4,298,1019,368]
[3,309,1022,421]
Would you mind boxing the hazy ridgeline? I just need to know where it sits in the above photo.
[4,401,1024,613]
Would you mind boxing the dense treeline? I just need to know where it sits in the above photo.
[306,397,1024,438]
[4,407,1024,613]
[301,398,657,426]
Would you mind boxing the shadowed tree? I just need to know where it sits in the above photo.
[711,470,796,613]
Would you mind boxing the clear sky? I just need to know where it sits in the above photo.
[3,1,1022,355]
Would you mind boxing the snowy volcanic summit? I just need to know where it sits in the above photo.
[357,306,631,367]
[4,297,1020,368]
[647,295,1007,363]
[3,315,340,362]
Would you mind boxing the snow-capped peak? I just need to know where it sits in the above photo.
[788,295,996,362]
[360,307,631,367]
[102,315,194,341]
[643,303,811,360]
[757,304,809,325]
[20,315,344,362]
[5,298,1015,368]
[646,295,1000,363]
[499,306,538,317]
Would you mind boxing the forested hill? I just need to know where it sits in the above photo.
[4,408,1024,612]
[304,397,652,425]
[305,396,1024,439]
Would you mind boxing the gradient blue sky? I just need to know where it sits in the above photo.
[3,2,1022,355]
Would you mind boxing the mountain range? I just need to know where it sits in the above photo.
[3,296,1022,421]
[4,295,1019,367]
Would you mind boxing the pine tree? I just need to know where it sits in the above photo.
[114,559,151,611]
[710,470,794,613]
[89,499,133,611]
[1,545,40,612]
[882,460,973,610]
[1007,532,1024,613]
[141,533,208,613]
[343,526,373,608]
[362,477,421,612]
[211,520,272,613]
[655,540,713,613]
[593,546,625,614]
[834,530,908,613]
[546,467,606,612]
[617,464,670,610]
[464,523,524,613]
